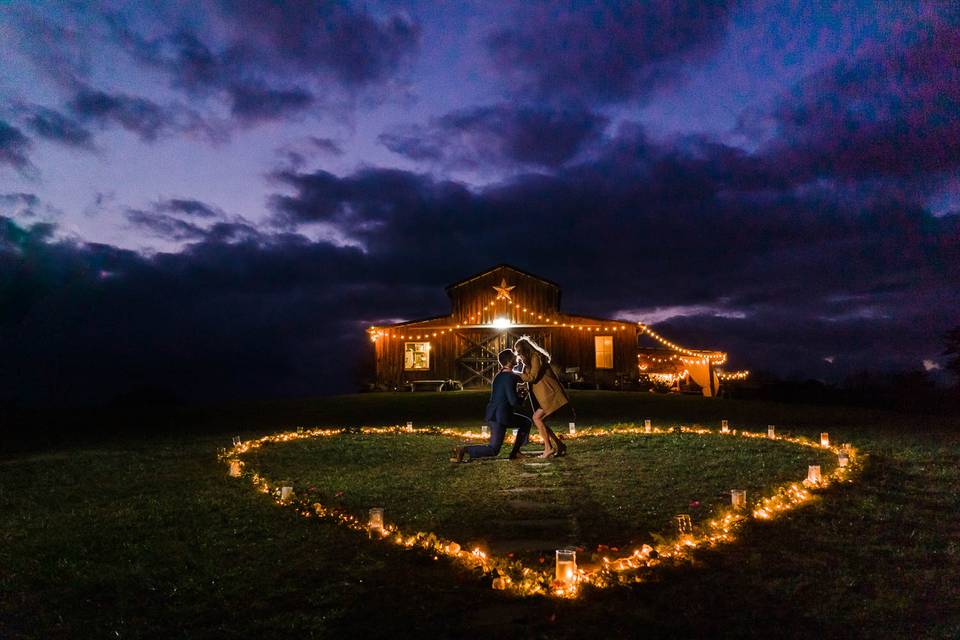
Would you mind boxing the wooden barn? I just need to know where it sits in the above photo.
[367,265,743,395]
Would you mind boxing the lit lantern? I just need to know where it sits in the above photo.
[569,421,576,435]
[406,421,413,429]
[228,460,241,477]
[820,432,830,447]
[369,507,385,535]
[838,451,850,467]
[644,419,652,433]
[807,465,822,484]
[280,486,293,501]
[731,489,747,510]
[232,435,241,447]
[512,428,519,440]
[721,419,730,433]
[767,425,776,439]
[674,514,693,537]
[296,426,303,435]
[556,549,577,585]
[481,424,489,438]
[446,542,461,554]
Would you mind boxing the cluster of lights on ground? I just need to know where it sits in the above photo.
[222,422,859,598]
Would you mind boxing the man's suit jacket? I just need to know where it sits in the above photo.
[484,370,523,424]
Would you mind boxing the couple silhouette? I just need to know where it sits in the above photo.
[452,336,569,462]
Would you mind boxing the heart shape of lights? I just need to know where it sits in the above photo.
[221,425,860,598]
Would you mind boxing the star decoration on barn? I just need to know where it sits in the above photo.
[492,278,516,301]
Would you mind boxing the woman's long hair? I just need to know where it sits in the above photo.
[514,335,551,364]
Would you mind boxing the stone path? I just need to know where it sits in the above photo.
[486,450,581,556]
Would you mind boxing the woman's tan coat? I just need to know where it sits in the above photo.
[518,351,569,416]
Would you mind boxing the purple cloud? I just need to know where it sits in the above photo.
[0,120,34,174]
[758,14,960,181]
[486,1,736,103]
[379,105,609,169]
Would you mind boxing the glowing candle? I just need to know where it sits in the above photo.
[721,419,729,433]
[568,422,576,435]
[280,486,293,501]
[481,424,489,438]
[838,451,849,467]
[807,465,822,484]
[555,549,577,585]
[767,425,776,439]
[228,460,241,477]
[731,489,747,510]
[820,432,830,447]
[368,507,385,535]
[644,419,652,433]
[232,435,241,447]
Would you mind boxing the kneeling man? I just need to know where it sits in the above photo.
[452,349,532,462]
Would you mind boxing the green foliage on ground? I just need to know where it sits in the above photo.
[2,391,959,638]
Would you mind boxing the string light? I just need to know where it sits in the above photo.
[224,423,861,599]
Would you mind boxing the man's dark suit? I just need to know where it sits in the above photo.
[466,369,532,459]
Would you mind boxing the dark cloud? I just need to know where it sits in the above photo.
[0,192,61,220]
[106,1,420,122]
[275,136,346,170]
[125,209,209,242]
[65,86,222,143]
[755,13,960,182]
[486,1,735,103]
[156,199,222,218]
[24,107,95,150]
[0,120,34,173]
[379,105,608,169]
[228,84,314,122]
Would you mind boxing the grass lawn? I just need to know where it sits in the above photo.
[2,390,959,638]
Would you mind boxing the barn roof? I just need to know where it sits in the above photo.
[444,263,561,293]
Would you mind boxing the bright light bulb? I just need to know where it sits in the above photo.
[491,317,512,329]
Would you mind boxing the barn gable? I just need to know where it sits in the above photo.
[445,264,560,323]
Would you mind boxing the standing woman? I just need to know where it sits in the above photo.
[514,336,568,458]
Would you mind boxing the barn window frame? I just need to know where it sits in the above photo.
[404,341,431,370]
[594,335,614,369]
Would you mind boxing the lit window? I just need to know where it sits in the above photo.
[595,336,613,369]
[404,342,431,370]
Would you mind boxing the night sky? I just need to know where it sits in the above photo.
[1,1,958,405]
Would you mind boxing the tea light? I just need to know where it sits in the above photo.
[228,460,241,477]
[644,419,652,433]
[568,421,576,435]
[368,507,385,534]
[838,451,850,467]
[555,548,577,584]
[820,432,830,447]
[674,514,693,536]
[767,425,776,439]
[280,486,293,501]
[730,489,747,510]
[481,424,489,438]
[232,435,241,447]
[721,419,730,433]
[807,465,822,484]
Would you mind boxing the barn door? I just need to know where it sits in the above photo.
[454,330,547,387]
